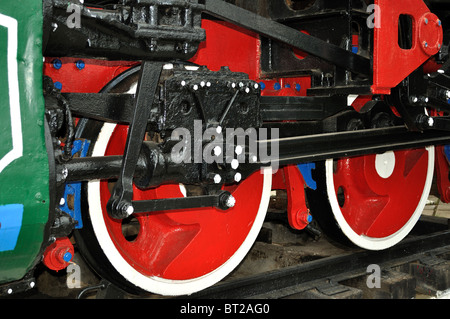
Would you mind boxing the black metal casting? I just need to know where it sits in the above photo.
[44,0,205,60]
[107,61,163,219]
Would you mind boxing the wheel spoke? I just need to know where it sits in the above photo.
[364,149,429,237]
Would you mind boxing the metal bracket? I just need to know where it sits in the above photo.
[372,0,443,94]
[203,0,370,76]
[60,139,90,229]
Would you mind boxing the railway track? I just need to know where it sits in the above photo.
[6,214,450,300]
[84,214,450,300]
[187,215,450,300]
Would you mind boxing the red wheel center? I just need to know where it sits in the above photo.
[99,124,265,280]
[333,149,429,238]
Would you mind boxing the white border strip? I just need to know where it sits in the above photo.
[0,14,22,174]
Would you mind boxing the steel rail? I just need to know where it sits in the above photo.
[188,218,450,299]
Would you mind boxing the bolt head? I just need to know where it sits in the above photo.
[125,205,134,215]
[235,145,243,155]
[214,174,222,184]
[213,145,222,156]
[234,173,242,182]
[225,195,236,208]
[231,159,239,169]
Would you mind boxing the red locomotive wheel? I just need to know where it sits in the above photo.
[321,147,434,250]
[86,123,271,295]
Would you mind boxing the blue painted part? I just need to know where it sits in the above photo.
[54,81,62,90]
[0,204,24,252]
[52,59,62,70]
[444,145,450,163]
[295,84,301,92]
[63,252,73,262]
[60,139,90,229]
[75,60,85,70]
[352,46,359,54]
[274,83,281,90]
[307,214,313,223]
[297,163,317,190]
[285,84,291,88]
[259,82,266,90]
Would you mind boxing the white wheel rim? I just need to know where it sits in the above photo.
[87,123,272,295]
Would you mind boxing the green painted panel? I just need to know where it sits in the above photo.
[0,1,50,283]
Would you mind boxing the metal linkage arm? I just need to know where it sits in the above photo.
[106,61,163,219]
[131,191,236,214]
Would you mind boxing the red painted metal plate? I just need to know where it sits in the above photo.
[372,0,443,94]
